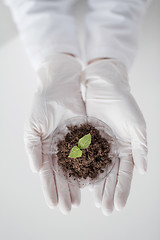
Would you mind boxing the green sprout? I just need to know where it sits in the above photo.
[68,133,91,158]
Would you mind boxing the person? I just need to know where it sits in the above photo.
[5,0,151,215]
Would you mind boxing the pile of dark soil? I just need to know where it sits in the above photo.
[57,123,112,180]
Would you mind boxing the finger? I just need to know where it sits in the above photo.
[68,183,81,208]
[39,158,58,209]
[130,125,148,174]
[101,159,119,216]
[24,121,42,173]
[55,174,72,215]
[52,155,72,215]
[93,180,106,208]
[114,142,134,211]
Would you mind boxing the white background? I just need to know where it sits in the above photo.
[0,0,160,239]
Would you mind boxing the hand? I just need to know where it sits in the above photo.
[24,53,86,214]
[81,59,148,215]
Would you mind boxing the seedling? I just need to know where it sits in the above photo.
[68,133,91,158]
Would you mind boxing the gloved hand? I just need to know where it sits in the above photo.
[81,59,148,215]
[24,53,86,214]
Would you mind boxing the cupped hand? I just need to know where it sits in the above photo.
[24,53,86,214]
[81,59,148,215]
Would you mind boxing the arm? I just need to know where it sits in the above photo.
[83,0,150,215]
[85,0,151,69]
[5,0,84,214]
[5,0,81,69]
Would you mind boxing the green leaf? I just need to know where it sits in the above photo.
[78,133,91,149]
[68,146,82,158]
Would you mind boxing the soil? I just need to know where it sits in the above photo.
[57,123,112,180]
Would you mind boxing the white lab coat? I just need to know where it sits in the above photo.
[5,0,151,70]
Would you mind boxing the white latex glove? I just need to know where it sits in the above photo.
[81,59,148,215]
[24,53,86,215]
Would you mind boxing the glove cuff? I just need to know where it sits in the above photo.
[35,53,84,89]
[81,59,129,87]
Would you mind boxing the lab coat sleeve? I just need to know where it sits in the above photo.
[85,0,152,70]
[5,0,81,69]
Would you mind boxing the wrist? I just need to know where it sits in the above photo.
[82,58,130,89]
[35,53,83,90]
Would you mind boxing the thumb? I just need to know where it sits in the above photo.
[130,124,148,174]
[24,119,42,173]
